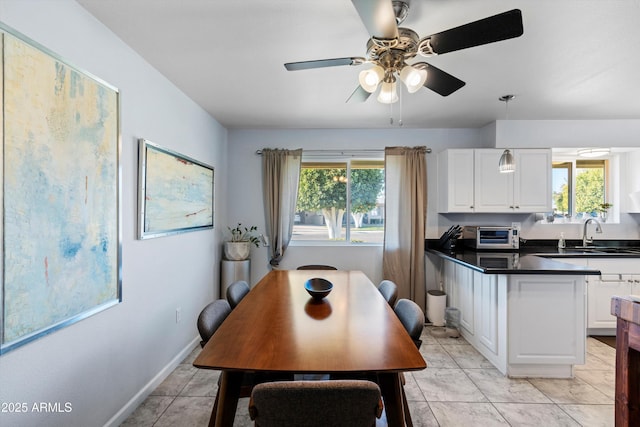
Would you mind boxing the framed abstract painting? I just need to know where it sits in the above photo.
[1,25,121,354]
[137,139,214,239]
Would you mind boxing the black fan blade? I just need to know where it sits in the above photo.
[413,62,465,97]
[426,9,523,55]
[346,85,372,103]
[351,0,399,42]
[284,57,365,71]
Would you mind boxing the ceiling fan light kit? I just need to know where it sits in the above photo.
[377,80,399,104]
[359,65,385,93]
[284,1,524,109]
[400,64,427,93]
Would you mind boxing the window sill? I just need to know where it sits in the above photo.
[288,240,382,247]
[537,219,619,225]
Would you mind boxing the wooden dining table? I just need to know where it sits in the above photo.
[193,269,426,427]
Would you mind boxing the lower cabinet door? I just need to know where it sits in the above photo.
[588,276,631,329]
[456,264,474,335]
[508,275,586,366]
[475,272,499,355]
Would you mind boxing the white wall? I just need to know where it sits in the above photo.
[496,119,640,148]
[227,125,640,287]
[0,1,227,426]
[494,119,640,240]
[227,128,486,284]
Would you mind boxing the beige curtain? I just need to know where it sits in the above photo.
[262,148,302,268]
[383,146,427,311]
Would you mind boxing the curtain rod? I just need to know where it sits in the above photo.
[255,148,431,155]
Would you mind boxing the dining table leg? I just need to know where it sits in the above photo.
[378,372,406,427]
[209,370,243,427]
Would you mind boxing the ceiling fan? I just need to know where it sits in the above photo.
[284,0,524,104]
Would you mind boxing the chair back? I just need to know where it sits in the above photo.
[296,264,337,270]
[394,298,425,349]
[226,280,250,309]
[197,299,231,347]
[249,380,383,427]
[377,280,398,306]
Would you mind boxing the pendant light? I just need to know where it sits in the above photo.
[498,95,516,173]
[498,149,515,173]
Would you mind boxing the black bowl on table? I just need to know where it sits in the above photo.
[304,278,333,300]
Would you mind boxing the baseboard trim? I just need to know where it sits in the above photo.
[103,336,200,427]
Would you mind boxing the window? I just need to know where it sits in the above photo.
[552,158,609,219]
[293,158,385,243]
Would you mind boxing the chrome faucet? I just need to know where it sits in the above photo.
[582,218,603,247]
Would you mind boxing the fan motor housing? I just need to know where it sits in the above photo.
[366,27,419,62]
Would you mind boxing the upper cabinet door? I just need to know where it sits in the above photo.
[474,149,512,212]
[513,149,552,212]
[438,148,552,213]
[438,149,475,212]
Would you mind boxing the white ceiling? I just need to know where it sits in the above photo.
[77,0,640,129]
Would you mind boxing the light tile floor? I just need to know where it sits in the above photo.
[122,327,616,426]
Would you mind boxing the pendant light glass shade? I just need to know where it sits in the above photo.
[399,65,427,93]
[377,81,399,104]
[358,65,384,93]
[498,149,515,173]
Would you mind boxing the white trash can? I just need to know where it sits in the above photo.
[427,290,447,327]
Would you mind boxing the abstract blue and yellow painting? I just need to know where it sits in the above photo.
[138,139,214,239]
[1,31,120,353]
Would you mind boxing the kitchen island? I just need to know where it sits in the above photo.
[427,246,601,379]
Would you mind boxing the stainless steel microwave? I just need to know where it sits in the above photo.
[463,226,519,250]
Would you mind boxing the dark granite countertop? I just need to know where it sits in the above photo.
[424,239,640,275]
[519,239,640,258]
[427,249,602,275]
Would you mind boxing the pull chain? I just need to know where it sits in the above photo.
[398,84,403,127]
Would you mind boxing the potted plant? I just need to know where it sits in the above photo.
[597,203,613,222]
[224,223,260,260]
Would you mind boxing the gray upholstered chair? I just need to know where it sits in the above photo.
[394,298,425,349]
[248,380,383,427]
[197,298,292,422]
[394,298,425,427]
[226,280,250,309]
[197,299,232,348]
[377,279,398,306]
[296,264,338,270]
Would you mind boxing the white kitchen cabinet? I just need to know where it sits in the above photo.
[440,259,506,372]
[441,260,474,334]
[442,258,457,308]
[631,274,640,295]
[588,274,630,329]
[438,148,551,213]
[474,149,552,213]
[586,259,640,332]
[508,275,586,377]
[437,149,475,212]
[513,150,553,212]
[456,264,474,335]
[623,150,640,213]
[474,271,500,355]
[440,258,586,377]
